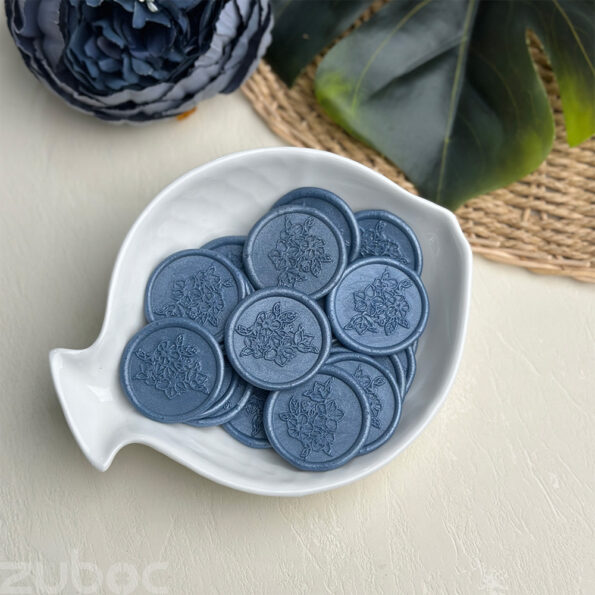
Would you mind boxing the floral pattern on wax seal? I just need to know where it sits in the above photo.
[268,216,333,289]
[351,365,385,430]
[145,249,247,342]
[200,236,252,295]
[234,301,319,367]
[225,288,331,391]
[327,257,429,356]
[373,352,407,400]
[244,392,267,439]
[263,366,371,471]
[154,265,233,328]
[271,187,361,261]
[119,319,225,423]
[343,268,413,337]
[223,388,271,449]
[326,351,402,455]
[278,378,345,460]
[359,221,409,265]
[134,333,208,400]
[355,210,423,274]
[244,206,347,299]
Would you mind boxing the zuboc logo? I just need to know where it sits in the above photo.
[0,550,168,594]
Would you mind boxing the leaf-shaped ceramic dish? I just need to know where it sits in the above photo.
[49,148,472,496]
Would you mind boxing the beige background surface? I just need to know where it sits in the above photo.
[1,25,594,595]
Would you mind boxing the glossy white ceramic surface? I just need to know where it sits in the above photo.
[49,148,472,496]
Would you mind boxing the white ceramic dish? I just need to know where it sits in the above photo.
[49,148,472,497]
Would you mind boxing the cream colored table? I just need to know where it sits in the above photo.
[0,26,593,595]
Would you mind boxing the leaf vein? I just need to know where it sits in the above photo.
[350,0,434,113]
[436,0,479,204]
[551,0,595,78]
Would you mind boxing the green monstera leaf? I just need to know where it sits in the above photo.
[269,0,595,209]
[266,0,376,86]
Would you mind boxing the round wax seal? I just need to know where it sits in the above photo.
[327,257,429,356]
[202,236,246,271]
[225,288,331,391]
[327,352,401,455]
[244,205,347,299]
[120,319,224,423]
[356,210,423,274]
[395,345,417,394]
[145,249,247,341]
[223,387,271,449]
[330,345,406,399]
[272,187,360,261]
[263,365,371,471]
[374,353,406,400]
[201,236,252,294]
[186,359,239,421]
[187,373,251,427]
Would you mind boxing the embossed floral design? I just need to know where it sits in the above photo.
[279,378,345,460]
[360,221,409,264]
[155,265,232,327]
[243,392,267,438]
[344,268,413,336]
[268,216,333,288]
[235,302,319,367]
[352,365,386,430]
[134,334,208,400]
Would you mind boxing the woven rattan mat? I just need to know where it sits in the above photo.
[242,45,595,282]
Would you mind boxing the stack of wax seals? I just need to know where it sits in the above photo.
[120,187,429,472]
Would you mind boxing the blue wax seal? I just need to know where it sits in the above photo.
[326,352,401,455]
[225,288,332,391]
[263,365,371,471]
[145,249,248,342]
[356,209,423,274]
[373,353,406,400]
[223,387,271,449]
[187,359,238,420]
[201,236,252,294]
[120,318,224,423]
[243,205,347,299]
[331,345,406,402]
[187,373,252,427]
[201,236,246,271]
[327,257,429,356]
[271,187,360,261]
[395,345,417,394]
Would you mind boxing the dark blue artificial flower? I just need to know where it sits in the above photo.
[5,0,272,121]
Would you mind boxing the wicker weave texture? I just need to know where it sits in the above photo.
[242,48,595,282]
